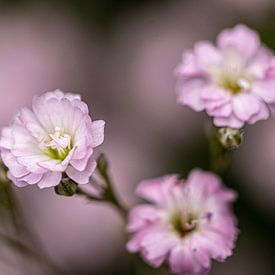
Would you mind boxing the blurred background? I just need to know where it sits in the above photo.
[0,0,275,274]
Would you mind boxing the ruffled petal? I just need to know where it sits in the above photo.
[176,78,206,112]
[251,80,275,103]
[65,158,97,184]
[169,243,207,275]
[217,24,260,62]
[140,231,178,268]
[136,174,179,205]
[213,114,244,128]
[91,120,105,148]
[247,100,269,124]
[37,171,62,189]
[194,41,222,72]
[233,93,260,121]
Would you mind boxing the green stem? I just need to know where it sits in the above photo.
[101,170,128,218]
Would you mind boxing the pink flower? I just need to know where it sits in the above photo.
[0,90,105,188]
[127,170,238,275]
[175,24,275,128]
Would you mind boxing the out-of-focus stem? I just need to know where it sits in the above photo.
[76,182,128,219]
[0,162,64,275]
[0,231,63,274]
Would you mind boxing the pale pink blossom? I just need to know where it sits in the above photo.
[175,24,275,128]
[0,90,105,188]
[127,170,238,275]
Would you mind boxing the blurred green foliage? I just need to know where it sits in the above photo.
[0,0,166,31]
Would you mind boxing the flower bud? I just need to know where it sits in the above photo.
[97,154,108,175]
[54,178,78,196]
[218,127,244,149]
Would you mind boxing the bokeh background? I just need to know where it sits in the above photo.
[0,0,275,274]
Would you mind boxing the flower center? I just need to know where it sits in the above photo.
[42,127,72,160]
[215,65,252,94]
[170,210,212,238]
[170,210,198,237]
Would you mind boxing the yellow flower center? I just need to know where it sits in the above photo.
[215,65,252,94]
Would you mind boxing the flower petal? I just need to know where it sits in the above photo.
[37,171,62,189]
[136,174,178,205]
[91,120,105,148]
[140,232,178,268]
[176,78,206,111]
[233,93,260,121]
[66,158,97,184]
[248,100,269,124]
[213,115,244,128]
[251,80,275,103]
[169,244,206,275]
[194,41,222,71]
[217,24,260,62]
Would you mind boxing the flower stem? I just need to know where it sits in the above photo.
[0,231,63,274]
[75,180,128,219]
[75,154,128,219]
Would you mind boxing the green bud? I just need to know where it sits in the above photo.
[54,178,77,196]
[218,127,244,149]
[96,153,108,175]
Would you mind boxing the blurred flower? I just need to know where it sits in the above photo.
[0,90,105,189]
[127,170,238,275]
[175,24,275,128]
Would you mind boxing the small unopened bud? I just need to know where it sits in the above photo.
[97,154,108,175]
[218,127,244,149]
[54,178,77,196]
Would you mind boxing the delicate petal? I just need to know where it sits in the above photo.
[0,127,13,149]
[65,158,97,184]
[213,115,244,128]
[91,120,105,148]
[140,232,178,267]
[7,172,28,187]
[248,100,269,124]
[70,147,93,171]
[169,244,207,275]
[1,151,29,178]
[175,50,203,78]
[233,93,260,121]
[16,108,47,139]
[217,24,260,61]
[201,87,231,102]
[136,174,178,205]
[176,78,206,111]
[127,205,161,232]
[194,41,222,71]
[37,171,62,189]
[38,159,66,172]
[206,103,232,117]
[251,80,275,103]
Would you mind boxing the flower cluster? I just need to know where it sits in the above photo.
[0,90,105,188]
[2,23,268,275]
[175,24,275,128]
[127,170,238,275]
